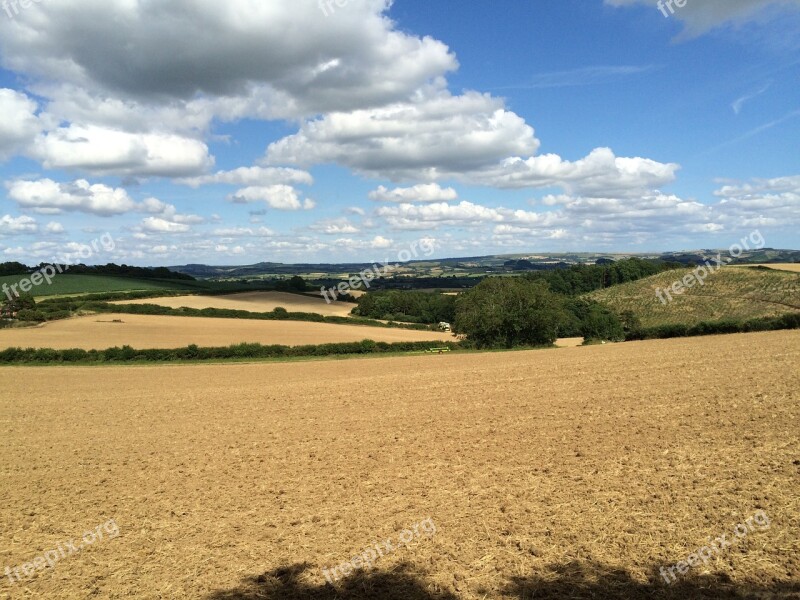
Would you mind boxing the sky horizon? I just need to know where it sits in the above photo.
[0,0,798,267]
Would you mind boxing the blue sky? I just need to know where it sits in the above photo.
[0,0,797,266]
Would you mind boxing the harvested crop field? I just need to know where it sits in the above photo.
[113,291,356,317]
[1,330,798,599]
[554,336,584,348]
[737,264,800,273]
[0,313,451,350]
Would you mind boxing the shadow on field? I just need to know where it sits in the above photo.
[503,560,800,600]
[206,562,457,600]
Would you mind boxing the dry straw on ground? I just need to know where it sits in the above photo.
[0,313,452,350]
[113,291,356,318]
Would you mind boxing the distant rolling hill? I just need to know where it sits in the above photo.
[0,274,220,298]
[589,267,800,328]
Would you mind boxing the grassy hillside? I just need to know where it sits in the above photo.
[0,274,209,298]
[589,267,800,327]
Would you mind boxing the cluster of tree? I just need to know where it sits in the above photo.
[502,259,572,271]
[522,258,683,296]
[274,276,307,292]
[352,290,456,324]
[0,340,459,364]
[0,262,29,276]
[1,291,36,313]
[1,292,40,322]
[453,278,570,347]
[368,277,478,290]
[451,278,625,348]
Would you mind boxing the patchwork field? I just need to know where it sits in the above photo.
[1,330,797,599]
[113,291,356,318]
[0,313,451,350]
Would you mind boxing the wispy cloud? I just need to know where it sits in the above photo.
[606,0,800,39]
[732,81,772,114]
[493,65,658,90]
[699,107,800,155]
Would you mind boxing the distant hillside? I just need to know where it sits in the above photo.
[589,267,800,328]
[171,249,798,280]
[0,275,223,298]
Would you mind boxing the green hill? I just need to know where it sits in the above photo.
[589,267,800,328]
[0,274,204,298]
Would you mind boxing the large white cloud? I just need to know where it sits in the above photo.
[470,148,679,197]
[177,166,313,188]
[31,125,213,177]
[5,179,205,228]
[267,89,678,196]
[0,215,38,236]
[6,179,138,216]
[0,0,456,118]
[0,89,43,160]
[266,88,540,179]
[712,175,800,228]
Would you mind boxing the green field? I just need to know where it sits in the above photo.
[0,274,229,298]
[590,267,800,328]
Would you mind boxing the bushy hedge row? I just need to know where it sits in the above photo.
[91,302,432,330]
[0,340,460,364]
[37,290,193,306]
[626,313,800,340]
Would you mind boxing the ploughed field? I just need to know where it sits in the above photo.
[112,291,356,318]
[1,330,797,599]
[0,313,451,350]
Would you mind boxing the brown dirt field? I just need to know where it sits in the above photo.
[113,291,356,317]
[0,313,452,350]
[0,331,798,599]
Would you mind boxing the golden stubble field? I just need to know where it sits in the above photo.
[113,292,357,318]
[736,264,800,273]
[1,331,798,599]
[0,313,452,350]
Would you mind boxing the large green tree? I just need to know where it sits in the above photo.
[453,278,570,348]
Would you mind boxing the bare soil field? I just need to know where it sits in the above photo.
[0,313,451,350]
[113,291,356,317]
[1,330,798,599]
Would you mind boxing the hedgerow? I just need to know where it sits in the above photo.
[0,340,460,364]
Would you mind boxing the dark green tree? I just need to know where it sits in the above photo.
[453,278,570,348]
[564,298,624,342]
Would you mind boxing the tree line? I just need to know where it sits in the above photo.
[352,291,456,323]
[0,261,194,280]
[521,257,683,295]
